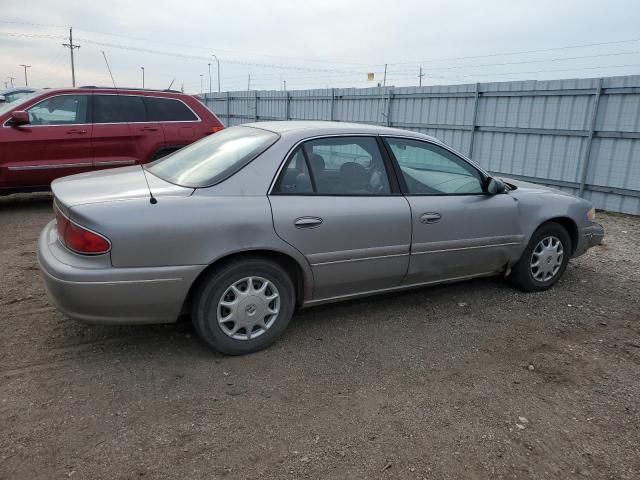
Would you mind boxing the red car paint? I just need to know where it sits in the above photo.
[0,87,224,193]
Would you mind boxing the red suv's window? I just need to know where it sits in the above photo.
[144,97,198,122]
[26,94,89,125]
[94,95,146,123]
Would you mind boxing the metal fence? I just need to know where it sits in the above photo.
[204,75,640,215]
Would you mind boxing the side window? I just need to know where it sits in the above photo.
[120,96,146,122]
[273,137,391,195]
[306,137,390,195]
[385,138,484,195]
[26,95,88,125]
[144,97,197,121]
[275,147,312,194]
[94,95,146,123]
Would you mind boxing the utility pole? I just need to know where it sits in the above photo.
[211,54,220,92]
[8,76,15,88]
[418,67,425,87]
[383,64,387,87]
[62,27,80,87]
[19,64,31,86]
[283,80,286,91]
[141,66,145,88]
[208,63,212,95]
[200,74,203,94]
[247,74,251,91]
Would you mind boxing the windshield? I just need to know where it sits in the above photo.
[146,126,279,188]
[0,91,40,116]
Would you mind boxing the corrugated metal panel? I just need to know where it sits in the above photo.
[205,75,640,215]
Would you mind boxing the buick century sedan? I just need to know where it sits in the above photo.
[38,121,604,355]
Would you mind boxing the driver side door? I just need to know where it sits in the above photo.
[382,137,524,285]
[3,94,93,188]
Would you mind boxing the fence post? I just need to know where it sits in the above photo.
[467,82,481,159]
[578,78,604,197]
[226,91,230,126]
[330,88,336,121]
[385,88,394,126]
[285,91,290,120]
[254,90,259,121]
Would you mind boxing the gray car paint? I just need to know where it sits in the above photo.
[38,121,604,324]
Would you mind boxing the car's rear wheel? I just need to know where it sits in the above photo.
[191,257,295,355]
[510,222,571,292]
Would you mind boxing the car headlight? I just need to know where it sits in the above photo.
[587,207,596,222]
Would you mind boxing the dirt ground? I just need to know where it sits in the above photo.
[0,193,638,480]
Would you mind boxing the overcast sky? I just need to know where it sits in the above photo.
[1,0,640,93]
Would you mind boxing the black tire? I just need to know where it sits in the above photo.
[191,257,296,355]
[510,222,572,292]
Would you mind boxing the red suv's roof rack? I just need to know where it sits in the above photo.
[79,86,182,93]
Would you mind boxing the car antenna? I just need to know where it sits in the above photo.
[167,78,175,90]
[101,51,118,89]
[141,166,158,205]
[102,50,156,205]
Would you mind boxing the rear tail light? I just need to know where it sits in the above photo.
[54,203,111,255]
[211,126,225,133]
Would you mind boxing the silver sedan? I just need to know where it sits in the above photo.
[38,121,604,355]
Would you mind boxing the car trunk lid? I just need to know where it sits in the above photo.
[51,166,193,211]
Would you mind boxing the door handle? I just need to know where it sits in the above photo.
[66,129,87,134]
[141,126,159,132]
[294,216,323,229]
[420,212,442,224]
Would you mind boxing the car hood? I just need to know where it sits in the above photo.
[497,177,573,196]
[51,166,193,209]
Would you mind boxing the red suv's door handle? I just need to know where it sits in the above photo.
[141,126,159,132]
[66,129,87,134]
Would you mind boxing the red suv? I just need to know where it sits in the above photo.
[0,87,224,193]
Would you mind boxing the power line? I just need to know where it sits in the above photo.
[390,49,640,75]
[445,62,640,80]
[388,37,640,65]
[0,20,377,67]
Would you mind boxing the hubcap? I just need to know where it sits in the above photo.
[530,235,564,282]
[217,276,280,341]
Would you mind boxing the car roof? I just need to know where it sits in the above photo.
[22,87,191,98]
[1,87,38,94]
[243,120,438,140]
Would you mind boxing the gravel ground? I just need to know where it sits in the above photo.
[0,193,639,480]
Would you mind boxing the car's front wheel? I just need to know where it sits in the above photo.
[192,257,296,355]
[510,222,571,292]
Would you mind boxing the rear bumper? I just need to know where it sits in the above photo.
[573,222,605,257]
[37,220,204,324]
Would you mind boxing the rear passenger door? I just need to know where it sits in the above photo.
[92,95,145,169]
[143,96,200,158]
[269,136,412,301]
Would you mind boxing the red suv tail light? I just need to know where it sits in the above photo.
[211,126,225,133]
[54,203,111,255]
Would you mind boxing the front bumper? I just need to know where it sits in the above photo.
[573,222,605,257]
[37,220,204,324]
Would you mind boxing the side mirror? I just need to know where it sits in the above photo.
[8,110,30,126]
[0,95,6,103]
[486,177,507,195]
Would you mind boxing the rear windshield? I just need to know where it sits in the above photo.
[146,126,279,188]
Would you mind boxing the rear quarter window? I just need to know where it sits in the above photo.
[143,97,198,122]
